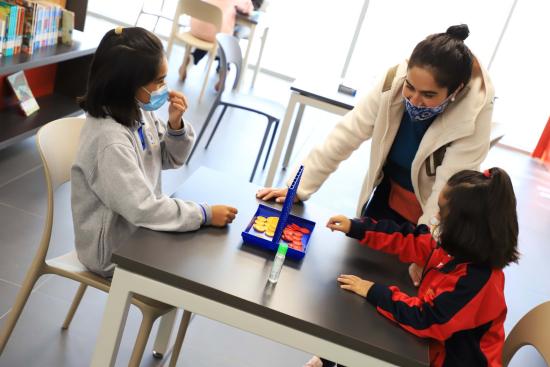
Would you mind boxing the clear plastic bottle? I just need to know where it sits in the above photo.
[268,243,288,283]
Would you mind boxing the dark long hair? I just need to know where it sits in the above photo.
[78,27,164,127]
[439,168,519,269]
[409,24,474,95]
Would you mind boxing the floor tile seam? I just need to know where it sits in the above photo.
[0,202,44,219]
[0,277,23,289]
[0,164,42,190]
[0,275,63,322]
[0,274,54,295]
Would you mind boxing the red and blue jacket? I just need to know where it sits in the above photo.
[348,217,506,367]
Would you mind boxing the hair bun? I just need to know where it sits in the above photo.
[446,24,469,41]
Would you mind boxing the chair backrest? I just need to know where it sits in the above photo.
[216,34,243,93]
[180,0,223,32]
[502,300,550,366]
[33,117,85,264]
[37,117,85,191]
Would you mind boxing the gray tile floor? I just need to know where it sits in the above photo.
[1,18,550,367]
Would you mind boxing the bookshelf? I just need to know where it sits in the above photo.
[0,0,95,150]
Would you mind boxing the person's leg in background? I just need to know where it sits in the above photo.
[179,48,208,81]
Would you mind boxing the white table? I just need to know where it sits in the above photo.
[264,79,357,186]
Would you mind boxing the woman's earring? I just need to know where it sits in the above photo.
[451,96,455,102]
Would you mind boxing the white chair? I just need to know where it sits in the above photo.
[502,300,550,366]
[0,117,191,366]
[166,0,222,103]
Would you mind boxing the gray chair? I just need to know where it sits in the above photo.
[186,34,284,182]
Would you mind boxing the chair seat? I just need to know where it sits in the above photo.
[222,91,285,120]
[176,31,216,51]
[46,251,172,311]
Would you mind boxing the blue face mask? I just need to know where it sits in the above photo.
[403,94,453,122]
[138,85,169,111]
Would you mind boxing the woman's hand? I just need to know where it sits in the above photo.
[337,274,374,298]
[168,90,188,130]
[326,215,351,234]
[256,187,299,204]
[210,205,238,227]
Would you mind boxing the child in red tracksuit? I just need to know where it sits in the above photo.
[321,168,519,367]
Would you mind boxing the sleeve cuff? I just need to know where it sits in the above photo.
[366,283,389,306]
[347,218,367,240]
[199,203,212,225]
[167,119,186,136]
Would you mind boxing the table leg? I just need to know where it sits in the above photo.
[250,26,269,89]
[264,91,299,187]
[152,308,177,358]
[90,268,133,367]
[282,103,305,169]
[238,23,257,91]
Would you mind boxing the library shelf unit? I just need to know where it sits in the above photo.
[0,29,99,150]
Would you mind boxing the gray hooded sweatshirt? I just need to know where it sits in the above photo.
[71,110,211,277]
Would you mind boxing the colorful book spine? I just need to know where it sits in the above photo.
[0,15,5,57]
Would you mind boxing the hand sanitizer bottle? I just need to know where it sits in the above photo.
[268,243,288,283]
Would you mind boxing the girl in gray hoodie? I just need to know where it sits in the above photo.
[72,27,237,277]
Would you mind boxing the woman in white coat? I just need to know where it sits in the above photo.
[258,24,494,297]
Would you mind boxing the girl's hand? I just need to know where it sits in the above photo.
[168,90,188,130]
[326,215,351,234]
[337,274,373,298]
[210,205,238,227]
[256,187,299,204]
[409,263,423,287]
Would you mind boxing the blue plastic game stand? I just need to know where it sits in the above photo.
[270,165,304,245]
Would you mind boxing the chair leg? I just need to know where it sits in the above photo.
[205,105,229,149]
[61,283,87,330]
[249,121,273,182]
[0,269,41,355]
[198,49,216,103]
[168,310,192,367]
[166,1,182,58]
[263,118,280,170]
[127,312,156,367]
[186,98,221,165]
[179,45,192,82]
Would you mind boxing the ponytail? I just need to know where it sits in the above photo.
[485,168,520,267]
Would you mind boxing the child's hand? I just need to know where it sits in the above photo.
[337,274,373,298]
[409,263,423,287]
[168,90,188,130]
[326,215,351,234]
[256,187,299,204]
[211,205,238,227]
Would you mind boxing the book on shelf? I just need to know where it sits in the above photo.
[0,0,72,57]
[6,70,40,116]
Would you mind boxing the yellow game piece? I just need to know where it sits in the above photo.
[265,230,275,237]
[253,223,266,232]
[256,216,267,222]
[255,219,267,225]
